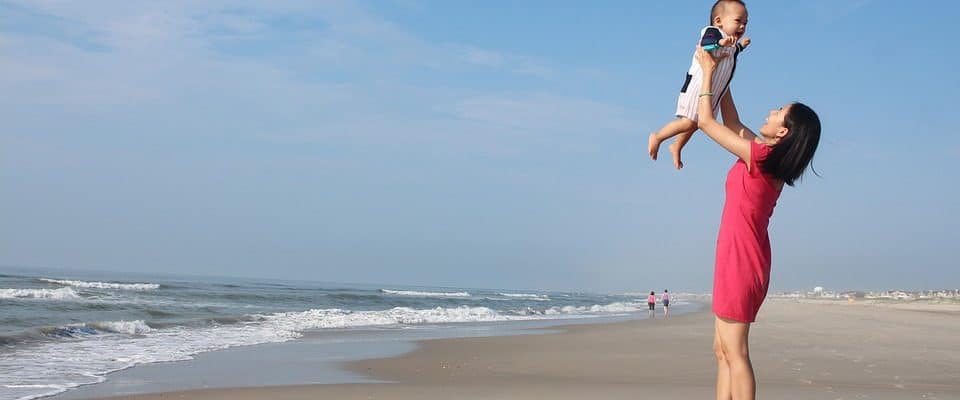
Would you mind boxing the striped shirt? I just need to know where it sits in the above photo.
[675,26,744,121]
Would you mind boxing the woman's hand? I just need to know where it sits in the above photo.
[694,45,723,74]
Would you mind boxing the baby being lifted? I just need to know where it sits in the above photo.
[648,0,751,169]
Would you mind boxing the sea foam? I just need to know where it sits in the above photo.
[89,320,153,335]
[0,287,80,300]
[379,289,471,298]
[498,292,550,301]
[544,301,642,315]
[39,278,160,291]
[0,299,648,400]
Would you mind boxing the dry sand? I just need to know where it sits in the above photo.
[93,300,960,399]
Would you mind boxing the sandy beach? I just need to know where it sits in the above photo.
[91,300,960,400]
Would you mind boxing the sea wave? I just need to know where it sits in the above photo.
[544,301,641,315]
[497,292,550,301]
[0,296,648,400]
[36,320,154,340]
[0,287,80,300]
[260,301,647,335]
[88,320,153,335]
[0,320,157,349]
[379,289,471,298]
[0,300,647,400]
[261,306,507,333]
[39,278,160,291]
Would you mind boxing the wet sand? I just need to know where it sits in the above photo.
[92,299,960,399]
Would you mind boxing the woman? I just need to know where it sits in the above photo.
[647,291,656,317]
[693,46,821,400]
[661,289,670,316]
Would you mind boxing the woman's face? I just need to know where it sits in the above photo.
[759,104,792,139]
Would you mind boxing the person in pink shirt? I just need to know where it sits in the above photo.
[646,291,656,317]
[693,46,821,400]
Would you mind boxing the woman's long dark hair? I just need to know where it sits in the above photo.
[761,102,821,186]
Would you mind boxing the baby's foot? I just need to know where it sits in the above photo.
[648,133,661,161]
[668,141,684,169]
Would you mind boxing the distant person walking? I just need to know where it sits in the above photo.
[693,45,820,400]
[661,290,671,316]
[647,291,656,317]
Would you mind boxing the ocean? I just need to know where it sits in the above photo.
[0,267,690,400]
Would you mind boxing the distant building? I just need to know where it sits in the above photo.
[771,288,958,302]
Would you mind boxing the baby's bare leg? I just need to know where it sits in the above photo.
[669,129,697,170]
[648,117,697,161]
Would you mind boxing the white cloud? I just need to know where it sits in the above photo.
[462,48,505,67]
[441,93,633,136]
[455,45,555,78]
[0,0,627,150]
[206,13,267,35]
[813,0,872,24]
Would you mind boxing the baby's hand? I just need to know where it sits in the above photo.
[718,36,736,47]
[739,37,751,49]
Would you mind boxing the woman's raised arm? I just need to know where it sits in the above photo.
[719,89,758,142]
[694,47,753,164]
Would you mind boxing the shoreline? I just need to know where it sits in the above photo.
[83,299,960,399]
[54,303,700,400]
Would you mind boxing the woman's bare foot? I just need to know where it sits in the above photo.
[648,133,661,161]
[668,141,684,169]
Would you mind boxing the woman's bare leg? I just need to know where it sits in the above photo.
[716,316,755,400]
[714,318,732,400]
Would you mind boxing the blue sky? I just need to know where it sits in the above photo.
[1,0,957,293]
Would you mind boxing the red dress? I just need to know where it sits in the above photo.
[712,141,781,323]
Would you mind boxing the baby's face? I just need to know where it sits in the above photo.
[715,3,748,39]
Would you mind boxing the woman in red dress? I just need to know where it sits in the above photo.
[693,46,821,400]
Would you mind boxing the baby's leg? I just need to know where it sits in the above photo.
[669,128,697,170]
[648,117,697,161]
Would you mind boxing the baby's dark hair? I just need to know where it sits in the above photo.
[710,0,746,24]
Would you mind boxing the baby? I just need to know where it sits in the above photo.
[648,0,751,169]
